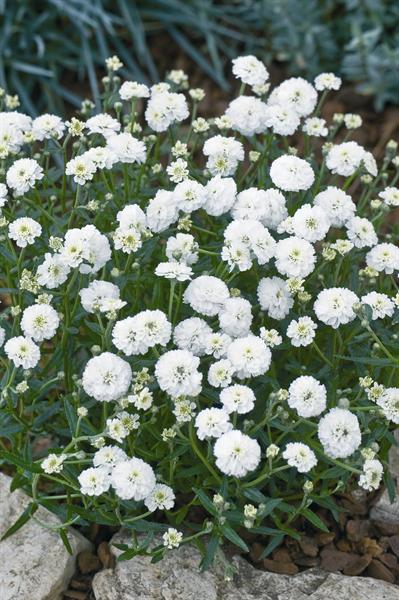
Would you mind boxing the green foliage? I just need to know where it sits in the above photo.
[0,0,399,114]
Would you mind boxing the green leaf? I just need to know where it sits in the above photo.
[59,528,73,555]
[194,488,218,517]
[200,533,219,571]
[259,533,285,559]
[220,524,249,553]
[301,508,329,532]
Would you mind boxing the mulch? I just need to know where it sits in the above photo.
[61,486,399,599]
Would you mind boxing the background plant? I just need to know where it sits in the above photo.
[0,57,399,570]
[1,0,399,115]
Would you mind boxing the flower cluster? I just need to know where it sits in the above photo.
[0,54,398,566]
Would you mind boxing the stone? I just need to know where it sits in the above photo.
[370,490,399,525]
[0,472,91,600]
[319,548,355,572]
[342,554,372,576]
[346,519,370,543]
[388,534,399,557]
[97,541,116,569]
[77,550,102,574]
[298,535,319,558]
[92,531,399,600]
[366,559,396,584]
[263,558,299,575]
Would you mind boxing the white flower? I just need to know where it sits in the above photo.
[268,77,317,117]
[144,484,175,512]
[111,458,155,500]
[203,135,244,177]
[326,141,365,177]
[227,335,271,379]
[85,113,121,138]
[346,217,377,248]
[219,297,252,338]
[314,187,356,227]
[106,133,146,164]
[283,443,317,473]
[314,73,341,91]
[223,219,276,271]
[80,280,122,313]
[173,317,211,356]
[287,376,327,417]
[204,332,232,359]
[37,253,70,289]
[155,261,192,281]
[366,243,399,274]
[78,467,111,496]
[163,528,183,549]
[195,408,232,440]
[167,158,189,183]
[232,188,288,229]
[21,304,60,342]
[0,327,5,348]
[82,352,132,402]
[112,311,171,356]
[0,183,8,208]
[146,190,179,233]
[65,154,97,185]
[93,445,128,471]
[213,430,261,477]
[287,316,317,347]
[291,204,330,242]
[379,187,399,207]
[42,453,67,474]
[6,158,43,195]
[359,459,383,491]
[376,388,399,424]
[225,96,268,136]
[208,358,235,388]
[9,217,41,247]
[60,224,111,274]
[270,156,315,192]
[220,384,255,414]
[184,276,229,317]
[318,408,361,458]
[203,176,237,217]
[232,55,269,86]
[259,328,282,348]
[257,276,293,319]
[32,114,65,140]
[314,287,358,328]
[119,81,150,100]
[303,117,328,137]
[4,336,40,369]
[361,292,395,320]
[155,350,202,398]
[173,179,207,213]
[166,233,198,265]
[264,105,300,136]
[145,91,189,132]
[274,236,316,278]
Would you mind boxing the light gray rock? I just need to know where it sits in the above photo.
[370,429,399,525]
[92,531,399,600]
[0,472,91,600]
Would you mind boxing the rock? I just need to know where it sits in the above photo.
[77,550,102,574]
[0,472,91,600]
[379,553,398,570]
[97,541,116,569]
[358,537,383,557]
[388,534,399,557]
[92,531,399,600]
[298,535,319,558]
[314,532,335,546]
[370,490,399,525]
[249,542,264,563]
[367,559,396,584]
[346,519,370,543]
[320,548,354,572]
[342,554,372,576]
[263,558,299,575]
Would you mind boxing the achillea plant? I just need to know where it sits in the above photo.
[0,55,399,568]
